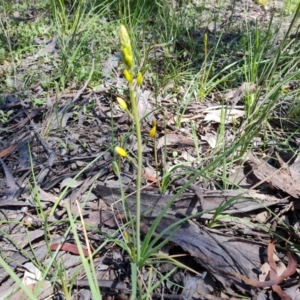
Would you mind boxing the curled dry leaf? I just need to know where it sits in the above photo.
[228,241,296,300]
[268,241,294,300]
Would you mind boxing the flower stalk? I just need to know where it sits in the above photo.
[119,24,143,265]
[149,119,160,189]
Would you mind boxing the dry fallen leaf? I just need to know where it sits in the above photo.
[0,144,18,158]
[176,114,203,123]
[223,82,257,105]
[228,241,296,300]
[50,242,89,257]
[268,241,293,300]
[203,108,244,124]
[157,133,195,150]
[200,132,217,148]
[259,262,270,282]
[137,90,154,121]
[248,153,300,199]
[255,211,269,223]
[60,178,84,190]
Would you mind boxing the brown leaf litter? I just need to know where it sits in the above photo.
[248,153,300,199]
[0,106,299,299]
[1,1,300,297]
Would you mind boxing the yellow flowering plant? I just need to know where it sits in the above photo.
[115,25,144,272]
[115,25,185,299]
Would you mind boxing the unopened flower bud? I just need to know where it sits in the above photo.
[149,119,157,138]
[115,146,127,157]
[123,69,133,83]
[116,97,128,110]
[137,72,143,86]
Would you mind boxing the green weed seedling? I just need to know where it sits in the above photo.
[0,109,13,124]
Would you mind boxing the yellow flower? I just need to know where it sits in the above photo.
[123,69,133,83]
[115,146,127,157]
[149,119,157,138]
[116,97,128,110]
[137,72,143,86]
[254,0,268,6]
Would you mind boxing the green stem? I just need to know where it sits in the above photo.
[131,262,137,298]
[129,83,142,264]
[153,137,160,190]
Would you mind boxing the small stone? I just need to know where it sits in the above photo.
[76,161,84,167]
[71,163,77,170]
